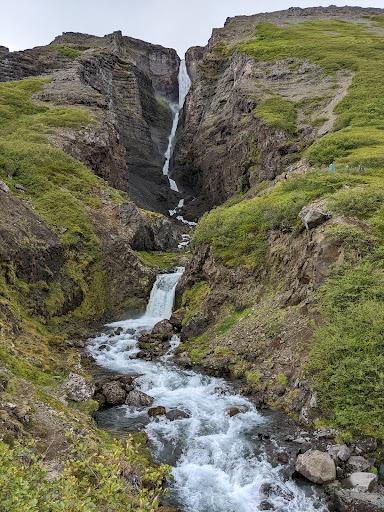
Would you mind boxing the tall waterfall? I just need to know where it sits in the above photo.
[162,60,191,192]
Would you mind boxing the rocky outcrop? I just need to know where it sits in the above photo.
[171,6,384,217]
[0,31,180,213]
[64,373,95,402]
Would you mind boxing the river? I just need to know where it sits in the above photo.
[87,267,327,512]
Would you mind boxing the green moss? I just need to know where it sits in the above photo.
[194,171,363,268]
[134,251,181,270]
[182,333,211,365]
[277,373,289,387]
[309,259,384,440]
[181,281,210,325]
[48,44,82,59]
[245,370,261,390]
[0,346,55,386]
[255,96,297,134]
[216,308,252,335]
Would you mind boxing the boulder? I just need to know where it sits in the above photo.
[125,390,154,407]
[101,381,126,406]
[169,309,184,331]
[152,320,174,337]
[295,449,336,484]
[148,406,166,417]
[342,472,378,492]
[328,444,351,463]
[0,180,10,193]
[277,452,289,465]
[347,456,371,473]
[63,373,95,402]
[227,406,248,417]
[299,206,330,230]
[259,481,294,501]
[166,409,191,421]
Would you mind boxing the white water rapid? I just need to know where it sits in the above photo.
[162,60,196,236]
[88,269,327,512]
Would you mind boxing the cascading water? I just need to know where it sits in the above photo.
[162,60,196,241]
[88,269,328,512]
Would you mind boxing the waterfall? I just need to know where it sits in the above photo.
[145,267,184,320]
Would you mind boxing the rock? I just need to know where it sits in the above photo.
[259,501,275,510]
[63,373,95,402]
[0,180,10,193]
[114,327,123,335]
[176,351,192,368]
[332,488,384,512]
[328,444,351,463]
[342,472,378,492]
[15,183,26,191]
[299,206,331,230]
[94,392,106,408]
[347,456,371,473]
[148,406,166,417]
[277,452,289,464]
[166,409,191,421]
[125,390,154,407]
[227,406,248,417]
[181,313,209,340]
[295,449,336,484]
[152,320,174,337]
[169,309,184,331]
[353,438,378,455]
[101,381,126,406]
[259,481,294,501]
[0,376,8,392]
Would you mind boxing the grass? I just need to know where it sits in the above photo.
[216,308,252,335]
[181,281,210,326]
[134,251,181,270]
[48,44,82,59]
[194,171,365,268]
[255,96,297,135]
[0,77,126,325]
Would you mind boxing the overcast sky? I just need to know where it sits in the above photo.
[1,0,383,56]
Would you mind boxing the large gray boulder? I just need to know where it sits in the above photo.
[328,444,351,463]
[299,206,331,230]
[101,381,126,406]
[125,390,154,407]
[64,373,95,402]
[342,472,378,492]
[347,456,371,473]
[295,449,336,484]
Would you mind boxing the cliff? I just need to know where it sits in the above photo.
[0,31,180,212]
[175,6,384,453]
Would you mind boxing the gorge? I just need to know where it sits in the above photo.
[0,5,384,512]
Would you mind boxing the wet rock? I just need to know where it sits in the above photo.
[277,452,289,464]
[259,501,275,510]
[0,180,9,193]
[342,472,378,492]
[64,373,95,402]
[260,481,294,501]
[114,327,123,336]
[227,406,248,417]
[152,320,174,338]
[299,205,331,230]
[101,381,126,406]
[175,351,192,368]
[148,406,166,417]
[125,390,154,407]
[347,456,371,473]
[295,449,336,484]
[94,392,106,408]
[166,409,191,421]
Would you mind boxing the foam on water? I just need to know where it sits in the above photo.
[88,269,327,512]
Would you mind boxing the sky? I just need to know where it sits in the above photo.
[1,0,384,56]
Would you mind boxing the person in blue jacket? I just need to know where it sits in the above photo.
[329,161,336,173]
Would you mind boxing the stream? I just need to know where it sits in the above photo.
[87,268,327,512]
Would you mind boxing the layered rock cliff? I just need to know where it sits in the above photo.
[0,31,180,212]
[172,5,384,217]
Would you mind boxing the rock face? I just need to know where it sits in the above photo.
[295,449,336,484]
[0,31,180,213]
[343,473,378,492]
[64,373,95,402]
[171,6,383,217]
